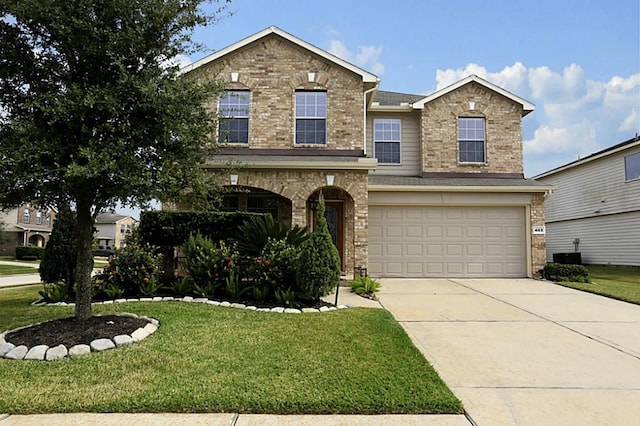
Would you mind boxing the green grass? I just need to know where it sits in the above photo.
[0,285,462,415]
[557,265,640,305]
[0,264,38,275]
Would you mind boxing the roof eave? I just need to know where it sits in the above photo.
[181,26,378,83]
[369,184,554,193]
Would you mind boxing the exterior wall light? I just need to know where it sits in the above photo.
[326,174,335,186]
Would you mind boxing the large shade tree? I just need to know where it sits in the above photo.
[0,0,229,320]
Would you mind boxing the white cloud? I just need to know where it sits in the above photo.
[327,39,384,75]
[159,54,192,70]
[434,62,640,176]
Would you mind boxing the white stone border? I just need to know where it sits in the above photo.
[0,313,159,362]
[32,296,350,314]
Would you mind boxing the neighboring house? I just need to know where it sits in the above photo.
[533,135,640,266]
[180,26,552,278]
[0,203,56,256]
[94,212,138,250]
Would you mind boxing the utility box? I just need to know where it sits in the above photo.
[552,252,582,265]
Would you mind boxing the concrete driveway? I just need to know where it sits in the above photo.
[378,278,640,426]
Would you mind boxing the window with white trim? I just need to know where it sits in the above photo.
[295,91,326,145]
[36,211,42,225]
[458,117,486,163]
[23,208,30,223]
[624,151,640,181]
[218,90,250,144]
[374,119,401,164]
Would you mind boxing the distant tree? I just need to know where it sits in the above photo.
[295,193,341,300]
[0,0,229,320]
[39,205,78,290]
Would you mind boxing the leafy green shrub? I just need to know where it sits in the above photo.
[237,214,309,256]
[102,281,125,299]
[15,246,44,260]
[543,263,590,283]
[182,234,238,296]
[295,194,341,300]
[38,282,71,303]
[100,244,163,297]
[224,269,248,300]
[39,205,77,287]
[350,276,381,295]
[274,287,301,308]
[169,276,193,297]
[253,238,299,294]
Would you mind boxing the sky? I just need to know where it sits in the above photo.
[124,0,640,217]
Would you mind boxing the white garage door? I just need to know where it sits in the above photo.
[369,206,527,277]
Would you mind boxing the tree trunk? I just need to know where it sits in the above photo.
[74,200,95,321]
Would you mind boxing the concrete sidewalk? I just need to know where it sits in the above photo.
[0,274,41,288]
[378,278,640,426]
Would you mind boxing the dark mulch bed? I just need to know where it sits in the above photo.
[5,315,150,348]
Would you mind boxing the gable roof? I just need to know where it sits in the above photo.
[181,26,379,84]
[95,212,136,224]
[533,135,640,179]
[411,75,535,116]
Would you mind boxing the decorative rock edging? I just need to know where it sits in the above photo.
[31,296,351,314]
[0,313,159,362]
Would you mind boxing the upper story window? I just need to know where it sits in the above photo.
[624,151,640,181]
[374,119,401,164]
[45,216,51,228]
[458,117,486,163]
[295,91,326,145]
[218,90,250,144]
[36,211,42,225]
[23,208,30,223]
[120,224,126,234]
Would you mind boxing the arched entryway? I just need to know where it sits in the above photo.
[307,187,355,271]
[28,234,45,247]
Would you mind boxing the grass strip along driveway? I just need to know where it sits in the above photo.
[0,264,38,276]
[557,265,640,305]
[0,286,462,415]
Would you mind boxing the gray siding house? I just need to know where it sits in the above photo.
[534,135,640,266]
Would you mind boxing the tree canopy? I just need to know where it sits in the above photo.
[0,0,229,319]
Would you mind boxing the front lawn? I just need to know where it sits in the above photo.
[557,264,640,305]
[0,264,39,275]
[0,285,462,415]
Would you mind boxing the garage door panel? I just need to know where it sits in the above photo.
[369,206,527,278]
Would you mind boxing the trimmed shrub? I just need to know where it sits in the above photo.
[254,238,299,294]
[543,263,590,283]
[39,205,77,287]
[295,193,341,300]
[98,244,163,297]
[138,211,264,247]
[15,246,44,260]
[181,234,238,297]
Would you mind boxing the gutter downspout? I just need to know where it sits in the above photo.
[363,80,380,156]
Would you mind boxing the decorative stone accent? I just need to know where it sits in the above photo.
[284,308,301,314]
[69,345,91,357]
[91,338,116,352]
[131,328,150,343]
[5,345,28,360]
[45,345,68,361]
[24,345,49,360]
[230,303,245,309]
[302,308,320,313]
[0,342,16,356]
[113,335,134,347]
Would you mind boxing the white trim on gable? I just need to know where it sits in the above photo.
[181,26,379,84]
[411,75,535,116]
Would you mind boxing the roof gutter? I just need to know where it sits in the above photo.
[369,184,555,193]
[363,80,380,156]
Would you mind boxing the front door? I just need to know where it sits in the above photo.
[314,201,344,268]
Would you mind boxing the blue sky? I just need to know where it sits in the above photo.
[187,0,640,178]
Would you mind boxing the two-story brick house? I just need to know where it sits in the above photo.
[182,26,552,278]
[0,203,56,256]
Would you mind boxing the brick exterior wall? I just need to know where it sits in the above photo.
[194,34,366,151]
[421,82,524,174]
[530,193,547,276]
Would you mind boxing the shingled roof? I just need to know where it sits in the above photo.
[372,90,424,106]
